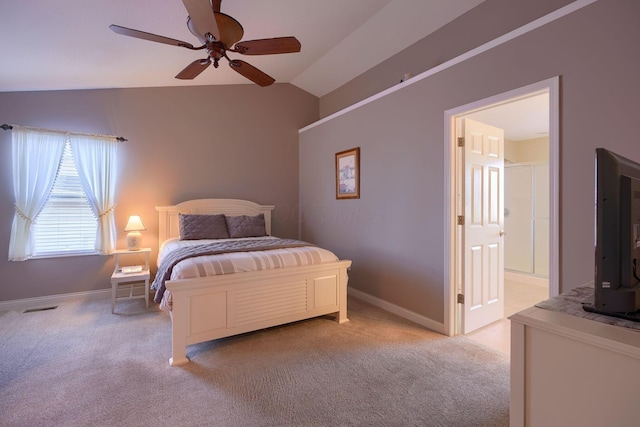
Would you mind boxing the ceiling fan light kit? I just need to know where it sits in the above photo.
[110,0,301,87]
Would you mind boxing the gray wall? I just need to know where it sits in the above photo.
[319,0,575,118]
[0,84,318,301]
[300,0,640,323]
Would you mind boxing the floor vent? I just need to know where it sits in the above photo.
[23,306,58,313]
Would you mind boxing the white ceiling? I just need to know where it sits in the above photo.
[0,0,484,96]
[2,0,545,141]
[466,93,550,141]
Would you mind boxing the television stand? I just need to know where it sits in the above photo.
[510,305,640,426]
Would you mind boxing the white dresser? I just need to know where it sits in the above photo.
[510,306,640,426]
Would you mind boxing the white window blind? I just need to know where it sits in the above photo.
[32,140,98,256]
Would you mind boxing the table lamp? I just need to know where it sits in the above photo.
[124,215,146,250]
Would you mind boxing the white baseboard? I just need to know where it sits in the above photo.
[0,289,111,313]
[348,287,445,335]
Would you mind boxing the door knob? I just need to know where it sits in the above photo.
[499,230,507,237]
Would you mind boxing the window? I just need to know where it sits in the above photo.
[32,141,98,257]
[9,127,119,261]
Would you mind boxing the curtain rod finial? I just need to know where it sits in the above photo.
[1,124,13,131]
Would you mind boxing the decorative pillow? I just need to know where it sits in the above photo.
[225,213,267,238]
[179,213,230,240]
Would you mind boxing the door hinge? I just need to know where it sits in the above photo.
[457,137,465,147]
[457,293,465,304]
[457,215,464,225]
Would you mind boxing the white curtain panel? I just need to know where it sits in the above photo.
[9,129,66,261]
[71,135,119,254]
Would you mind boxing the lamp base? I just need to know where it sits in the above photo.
[126,231,142,251]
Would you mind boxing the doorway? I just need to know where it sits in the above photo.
[443,77,560,338]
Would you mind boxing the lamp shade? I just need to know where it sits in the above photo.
[124,215,146,232]
[125,215,145,250]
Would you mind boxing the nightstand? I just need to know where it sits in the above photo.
[111,248,151,313]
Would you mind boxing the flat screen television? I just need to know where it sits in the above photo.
[583,148,640,320]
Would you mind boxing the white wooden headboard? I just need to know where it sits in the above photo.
[156,199,275,244]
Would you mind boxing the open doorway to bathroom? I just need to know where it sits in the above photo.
[444,77,560,353]
[465,120,551,352]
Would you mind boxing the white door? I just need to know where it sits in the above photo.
[459,118,505,334]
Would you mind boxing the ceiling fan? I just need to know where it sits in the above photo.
[110,0,301,87]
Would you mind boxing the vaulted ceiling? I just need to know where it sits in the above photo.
[0,0,484,96]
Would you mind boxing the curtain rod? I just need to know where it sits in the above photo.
[1,124,127,142]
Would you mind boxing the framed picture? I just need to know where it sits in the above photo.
[335,147,360,199]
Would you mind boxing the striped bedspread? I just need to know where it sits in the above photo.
[153,237,339,311]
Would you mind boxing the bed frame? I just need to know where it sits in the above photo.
[156,199,351,366]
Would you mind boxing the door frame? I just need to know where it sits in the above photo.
[443,77,560,336]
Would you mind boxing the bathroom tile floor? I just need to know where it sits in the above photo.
[466,279,549,355]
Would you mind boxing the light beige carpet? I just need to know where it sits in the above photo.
[0,295,509,426]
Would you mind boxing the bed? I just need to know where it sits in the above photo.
[154,198,352,366]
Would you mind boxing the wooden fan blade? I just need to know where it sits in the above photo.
[234,37,301,55]
[182,0,220,40]
[110,25,195,49]
[176,59,211,80]
[212,0,221,12]
[229,60,275,87]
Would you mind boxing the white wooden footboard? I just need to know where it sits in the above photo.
[167,260,351,366]
[156,199,351,366]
